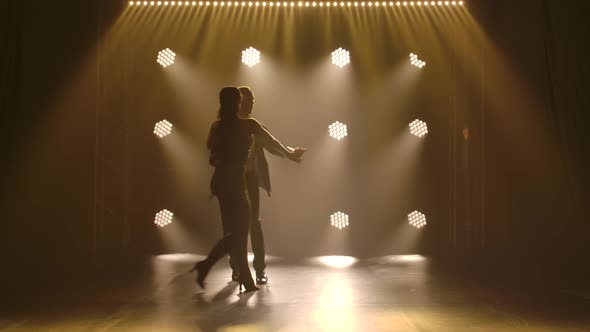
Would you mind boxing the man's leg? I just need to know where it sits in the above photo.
[246,171,267,282]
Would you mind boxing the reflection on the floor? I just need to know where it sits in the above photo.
[311,255,358,268]
[2,255,589,331]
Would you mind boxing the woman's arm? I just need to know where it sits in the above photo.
[206,121,219,150]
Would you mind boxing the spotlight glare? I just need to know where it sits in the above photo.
[409,119,428,138]
[242,46,261,67]
[408,211,427,229]
[330,211,350,230]
[331,47,351,68]
[154,209,174,228]
[409,52,426,68]
[328,121,348,140]
[157,48,176,68]
[154,120,174,138]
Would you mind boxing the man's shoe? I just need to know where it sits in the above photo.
[256,272,268,285]
[231,270,240,282]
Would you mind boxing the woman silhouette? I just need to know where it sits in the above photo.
[193,87,305,292]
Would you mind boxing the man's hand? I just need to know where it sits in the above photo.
[288,147,307,163]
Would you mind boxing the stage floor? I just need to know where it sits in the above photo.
[1,254,589,331]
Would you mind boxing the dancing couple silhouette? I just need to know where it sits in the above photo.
[192,86,306,293]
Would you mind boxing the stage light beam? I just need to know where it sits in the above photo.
[242,47,261,67]
[408,211,427,229]
[154,120,173,138]
[328,121,348,140]
[409,119,428,138]
[330,211,350,230]
[155,209,174,228]
[331,47,351,68]
[409,53,426,68]
[157,48,176,68]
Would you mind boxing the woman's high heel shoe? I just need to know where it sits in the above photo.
[192,260,211,289]
[238,276,260,293]
[238,282,260,293]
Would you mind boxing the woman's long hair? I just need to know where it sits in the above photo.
[218,87,241,122]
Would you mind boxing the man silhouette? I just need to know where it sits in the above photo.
[222,86,304,284]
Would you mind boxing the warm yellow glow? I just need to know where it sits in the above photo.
[459,0,463,4]
[368,1,372,6]
[315,256,357,268]
[305,1,310,6]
